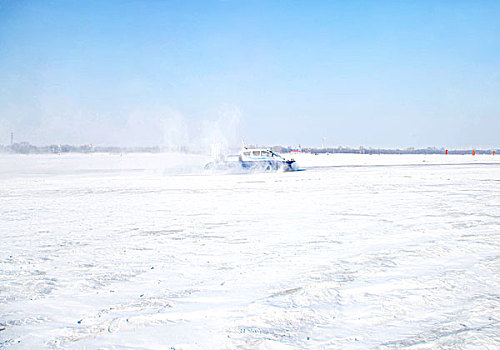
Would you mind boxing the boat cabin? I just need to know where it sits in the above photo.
[239,148,283,161]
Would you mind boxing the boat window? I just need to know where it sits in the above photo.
[243,152,250,156]
[252,151,260,156]
[261,151,271,157]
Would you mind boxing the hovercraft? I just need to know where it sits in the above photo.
[205,147,297,171]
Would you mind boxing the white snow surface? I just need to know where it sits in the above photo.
[0,153,499,349]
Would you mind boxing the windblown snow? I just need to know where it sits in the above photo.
[0,153,499,349]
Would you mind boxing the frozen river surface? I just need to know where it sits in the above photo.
[0,153,499,349]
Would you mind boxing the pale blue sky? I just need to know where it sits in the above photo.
[1,0,499,148]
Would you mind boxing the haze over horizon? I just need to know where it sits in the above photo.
[1,0,499,149]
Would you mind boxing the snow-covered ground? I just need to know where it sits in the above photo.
[1,153,499,349]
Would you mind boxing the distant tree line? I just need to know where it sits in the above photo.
[0,142,161,154]
[269,146,496,155]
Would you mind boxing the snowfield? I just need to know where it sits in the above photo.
[0,153,499,349]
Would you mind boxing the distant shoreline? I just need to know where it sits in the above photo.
[0,142,497,155]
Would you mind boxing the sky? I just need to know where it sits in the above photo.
[0,0,499,149]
